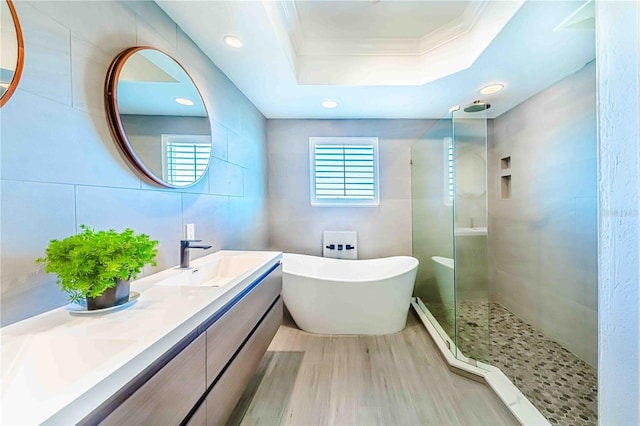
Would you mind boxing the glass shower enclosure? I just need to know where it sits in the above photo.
[412,106,490,365]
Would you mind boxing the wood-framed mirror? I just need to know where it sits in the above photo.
[105,47,212,188]
[0,0,25,108]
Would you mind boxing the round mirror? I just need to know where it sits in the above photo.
[0,0,25,107]
[456,152,486,197]
[105,47,212,188]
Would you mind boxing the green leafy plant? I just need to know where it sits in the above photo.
[36,225,159,302]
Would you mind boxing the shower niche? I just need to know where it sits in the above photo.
[500,156,512,199]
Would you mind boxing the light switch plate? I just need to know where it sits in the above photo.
[185,223,195,240]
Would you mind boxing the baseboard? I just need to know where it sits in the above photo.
[411,298,550,426]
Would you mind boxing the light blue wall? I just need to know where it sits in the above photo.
[595,2,640,424]
[0,1,269,326]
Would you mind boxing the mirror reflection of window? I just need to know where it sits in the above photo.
[443,137,453,206]
[161,135,212,186]
[106,47,212,188]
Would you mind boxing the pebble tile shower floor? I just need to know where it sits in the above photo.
[427,301,597,426]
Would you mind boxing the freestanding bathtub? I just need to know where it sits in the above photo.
[432,255,455,305]
[282,253,419,335]
[432,256,455,326]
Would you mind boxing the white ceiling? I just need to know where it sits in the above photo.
[295,1,469,39]
[155,0,595,119]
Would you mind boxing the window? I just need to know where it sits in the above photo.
[309,137,379,206]
[444,137,453,206]
[161,135,212,186]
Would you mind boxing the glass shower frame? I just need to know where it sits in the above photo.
[451,106,490,365]
[411,107,490,368]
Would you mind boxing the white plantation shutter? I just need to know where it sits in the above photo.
[162,135,211,186]
[309,137,379,206]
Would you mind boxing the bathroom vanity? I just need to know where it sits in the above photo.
[0,251,282,425]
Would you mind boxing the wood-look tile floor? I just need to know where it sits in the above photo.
[228,310,517,426]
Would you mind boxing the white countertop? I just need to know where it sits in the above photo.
[0,250,282,426]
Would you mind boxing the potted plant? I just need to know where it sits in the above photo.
[37,225,159,310]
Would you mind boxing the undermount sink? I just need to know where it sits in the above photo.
[156,251,274,287]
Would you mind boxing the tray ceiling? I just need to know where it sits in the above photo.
[155,0,595,119]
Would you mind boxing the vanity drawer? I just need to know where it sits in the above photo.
[187,400,207,426]
[101,333,206,426]
[206,297,283,425]
[205,265,281,386]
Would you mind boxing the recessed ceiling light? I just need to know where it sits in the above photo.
[479,84,504,95]
[223,35,243,48]
[175,98,194,106]
[322,100,338,109]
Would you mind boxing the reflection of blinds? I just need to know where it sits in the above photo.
[166,142,211,185]
[314,144,375,199]
[444,138,453,206]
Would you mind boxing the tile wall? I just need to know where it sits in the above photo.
[0,1,268,326]
[488,61,597,366]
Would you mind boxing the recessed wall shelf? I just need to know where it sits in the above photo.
[501,175,511,199]
[500,156,511,199]
[501,156,511,170]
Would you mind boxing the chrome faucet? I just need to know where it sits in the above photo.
[180,239,212,269]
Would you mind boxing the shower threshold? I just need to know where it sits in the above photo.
[411,298,549,426]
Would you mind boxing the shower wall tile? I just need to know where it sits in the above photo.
[488,61,597,366]
[538,287,598,365]
[493,270,543,327]
[574,196,598,243]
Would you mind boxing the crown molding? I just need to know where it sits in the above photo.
[281,1,487,56]
[266,0,524,85]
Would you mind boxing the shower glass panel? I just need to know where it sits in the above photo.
[451,107,489,364]
[411,108,490,366]
[411,117,455,354]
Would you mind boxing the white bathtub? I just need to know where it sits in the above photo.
[282,253,419,335]
[432,256,455,326]
[432,255,454,302]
